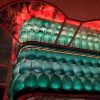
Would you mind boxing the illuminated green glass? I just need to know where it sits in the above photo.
[17,51,26,63]
[62,75,73,90]
[81,40,88,49]
[27,29,36,40]
[23,20,28,26]
[53,62,64,75]
[94,41,100,51]
[81,65,93,77]
[43,60,54,74]
[48,28,54,34]
[84,78,93,91]
[28,18,35,25]
[35,31,44,41]
[14,75,24,92]
[74,38,81,48]
[51,34,57,43]
[24,73,37,88]
[72,64,84,76]
[89,66,100,77]
[50,23,56,29]
[63,63,74,76]
[50,74,62,90]
[58,35,67,45]
[55,23,61,29]
[67,36,71,45]
[94,79,100,91]
[88,37,94,50]
[44,21,50,28]
[19,60,31,74]
[24,24,32,31]
[36,19,43,26]
[40,27,47,33]
[25,49,36,60]
[43,33,51,43]
[73,77,83,91]
[38,74,49,88]
[32,59,43,73]
[12,66,19,79]
[54,29,59,34]
[33,25,40,32]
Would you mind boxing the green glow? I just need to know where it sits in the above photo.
[43,33,51,43]
[17,50,26,63]
[74,38,81,48]
[36,19,43,26]
[74,77,83,91]
[88,41,94,50]
[25,49,36,60]
[94,79,100,91]
[19,60,31,74]
[18,17,100,51]
[14,75,24,91]
[24,73,37,88]
[27,29,36,40]
[44,21,50,28]
[58,35,67,45]
[28,18,35,25]
[50,75,62,90]
[51,34,57,43]
[81,40,88,49]
[62,76,73,90]
[43,61,54,74]
[38,74,49,88]
[35,31,44,41]
[84,78,93,91]
[32,59,43,73]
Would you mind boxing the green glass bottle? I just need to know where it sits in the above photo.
[93,78,100,91]
[83,77,93,91]
[38,74,50,89]
[73,77,83,91]
[24,73,37,88]
[50,74,62,90]
[62,75,73,90]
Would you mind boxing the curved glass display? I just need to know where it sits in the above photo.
[10,45,100,100]
[1,1,99,100]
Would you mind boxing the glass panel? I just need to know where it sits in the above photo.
[24,73,37,88]
[14,75,25,92]
[16,2,65,44]
[83,77,93,91]
[93,78,100,91]
[73,77,83,91]
[19,60,31,74]
[71,21,100,52]
[62,75,73,90]
[38,74,50,89]
[56,20,80,46]
[50,74,62,90]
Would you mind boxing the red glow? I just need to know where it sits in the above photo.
[15,2,100,36]
[15,3,65,28]
[11,53,16,64]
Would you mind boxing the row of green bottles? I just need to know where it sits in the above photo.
[12,73,100,93]
[19,17,100,51]
[17,48,100,66]
[12,57,100,79]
